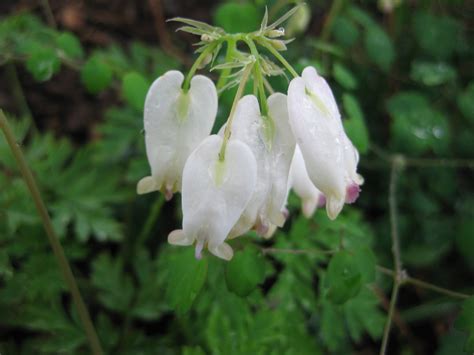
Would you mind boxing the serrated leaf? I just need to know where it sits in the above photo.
[225,247,266,297]
[325,251,362,304]
[165,248,208,314]
[91,253,134,312]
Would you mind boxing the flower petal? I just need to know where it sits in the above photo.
[289,145,325,218]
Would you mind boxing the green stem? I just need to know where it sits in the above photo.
[258,39,299,78]
[0,110,103,355]
[218,64,253,161]
[182,43,218,92]
[216,38,237,92]
[244,38,268,116]
[136,196,165,246]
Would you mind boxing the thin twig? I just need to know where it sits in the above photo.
[262,247,336,256]
[376,266,470,300]
[320,0,344,42]
[40,0,57,28]
[147,0,190,66]
[404,157,474,169]
[0,110,103,355]
[380,156,403,355]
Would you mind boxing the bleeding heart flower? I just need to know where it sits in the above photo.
[137,70,217,200]
[287,66,362,220]
[167,135,257,260]
[222,94,295,238]
[289,145,326,218]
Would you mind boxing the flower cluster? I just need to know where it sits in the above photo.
[137,10,362,260]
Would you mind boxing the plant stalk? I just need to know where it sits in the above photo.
[0,110,103,355]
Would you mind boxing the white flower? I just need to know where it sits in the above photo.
[167,135,257,261]
[222,94,295,238]
[287,66,362,220]
[289,145,326,218]
[137,70,217,200]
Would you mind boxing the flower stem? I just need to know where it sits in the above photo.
[182,42,219,92]
[380,156,403,355]
[258,39,299,78]
[216,38,236,92]
[0,110,103,355]
[218,63,253,161]
[244,38,269,116]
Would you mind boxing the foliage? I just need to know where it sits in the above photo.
[0,1,473,354]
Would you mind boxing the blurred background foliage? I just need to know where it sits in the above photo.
[0,0,473,354]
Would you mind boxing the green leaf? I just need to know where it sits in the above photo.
[91,253,134,312]
[413,12,463,60]
[364,25,394,72]
[410,61,456,86]
[333,63,357,90]
[455,296,474,353]
[166,248,208,314]
[80,55,113,94]
[225,246,266,297]
[387,91,450,155]
[0,250,13,279]
[121,72,149,112]
[456,219,474,271]
[344,288,385,341]
[214,3,261,33]
[25,46,61,81]
[332,16,359,48]
[56,32,84,59]
[457,82,474,123]
[354,246,376,283]
[342,94,369,154]
[325,251,362,304]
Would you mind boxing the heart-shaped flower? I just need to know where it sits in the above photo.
[137,70,217,200]
[222,94,295,237]
[288,66,362,219]
[168,135,257,260]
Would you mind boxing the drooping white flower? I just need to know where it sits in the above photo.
[168,135,257,260]
[289,145,326,218]
[137,70,217,200]
[222,94,296,238]
[287,66,362,220]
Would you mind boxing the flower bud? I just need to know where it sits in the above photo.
[267,27,285,38]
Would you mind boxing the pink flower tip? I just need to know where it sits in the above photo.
[345,183,361,204]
